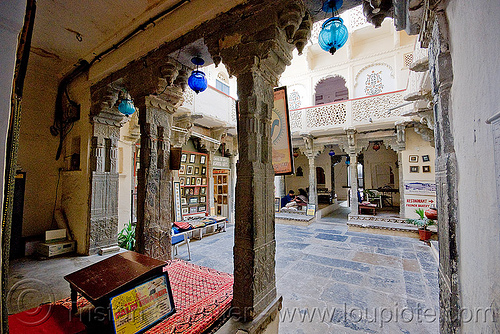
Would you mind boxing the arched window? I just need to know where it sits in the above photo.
[314,76,348,105]
[316,167,325,185]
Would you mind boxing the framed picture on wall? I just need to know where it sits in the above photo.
[194,167,200,174]
[201,167,206,175]
[182,208,188,215]
[200,196,206,203]
[191,177,196,185]
[410,166,419,173]
[189,197,198,204]
[196,177,202,185]
[189,206,198,213]
[185,177,190,185]
[202,178,207,185]
[422,155,430,162]
[198,206,206,212]
[423,165,431,173]
[194,187,200,195]
[186,165,194,175]
[179,177,185,186]
[179,165,185,175]
[409,155,419,163]
[200,155,206,164]
[181,153,187,162]
[181,198,187,205]
[201,187,206,194]
[189,154,196,163]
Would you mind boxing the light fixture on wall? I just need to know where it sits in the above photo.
[293,148,300,158]
[329,149,336,156]
[372,141,381,151]
[188,56,208,94]
[318,0,348,55]
[118,89,136,116]
[345,156,350,165]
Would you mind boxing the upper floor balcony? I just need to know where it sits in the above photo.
[290,89,410,137]
[179,85,237,132]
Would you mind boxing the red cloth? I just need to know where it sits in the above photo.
[9,304,86,334]
[55,260,233,334]
[174,221,192,230]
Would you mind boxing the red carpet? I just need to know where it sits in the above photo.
[55,260,233,333]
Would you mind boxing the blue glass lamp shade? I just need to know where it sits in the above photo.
[118,98,136,116]
[188,70,207,94]
[345,156,350,165]
[318,17,348,55]
[329,149,336,156]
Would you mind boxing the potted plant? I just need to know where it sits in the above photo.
[407,208,435,241]
[118,221,136,251]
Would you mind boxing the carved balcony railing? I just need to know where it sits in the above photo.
[290,90,408,134]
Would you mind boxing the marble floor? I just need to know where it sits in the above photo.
[8,207,439,333]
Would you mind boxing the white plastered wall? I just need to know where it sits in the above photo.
[447,1,500,331]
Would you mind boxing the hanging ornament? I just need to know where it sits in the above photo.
[188,57,207,94]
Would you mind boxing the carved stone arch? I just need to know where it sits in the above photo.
[313,75,349,105]
[354,62,395,87]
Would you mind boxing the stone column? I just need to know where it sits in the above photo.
[349,153,359,214]
[345,128,358,214]
[208,0,307,321]
[428,12,461,333]
[88,84,127,254]
[275,176,285,199]
[133,66,188,261]
[303,136,322,207]
[229,154,237,222]
[395,123,406,216]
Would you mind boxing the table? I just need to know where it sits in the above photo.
[64,251,166,313]
[358,204,377,215]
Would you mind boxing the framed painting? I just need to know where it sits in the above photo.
[189,154,196,163]
[181,153,187,162]
[409,155,419,163]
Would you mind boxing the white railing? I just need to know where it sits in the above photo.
[181,85,237,127]
[290,90,407,133]
[311,5,370,41]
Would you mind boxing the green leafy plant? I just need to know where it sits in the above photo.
[406,208,435,230]
[118,221,136,250]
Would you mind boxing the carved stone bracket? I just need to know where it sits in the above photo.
[302,135,323,159]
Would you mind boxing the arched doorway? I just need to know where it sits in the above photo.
[314,76,349,105]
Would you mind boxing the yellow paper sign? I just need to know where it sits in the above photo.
[110,275,174,334]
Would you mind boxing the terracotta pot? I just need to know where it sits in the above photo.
[425,208,438,220]
[418,229,433,241]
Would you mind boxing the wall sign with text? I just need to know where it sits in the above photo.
[272,86,294,175]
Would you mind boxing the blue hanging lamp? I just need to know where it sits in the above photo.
[188,57,207,94]
[118,89,136,116]
[329,149,336,156]
[318,0,348,55]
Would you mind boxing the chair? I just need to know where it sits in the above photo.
[172,230,191,260]
[364,189,382,208]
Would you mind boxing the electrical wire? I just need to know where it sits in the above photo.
[50,168,62,229]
